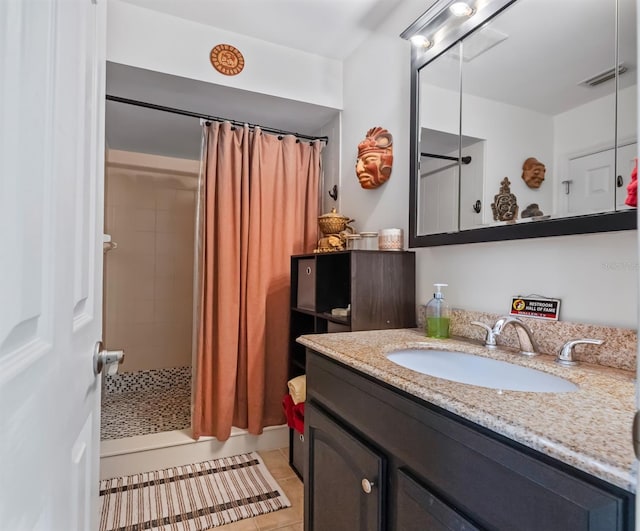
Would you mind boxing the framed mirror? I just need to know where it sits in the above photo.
[403,0,637,247]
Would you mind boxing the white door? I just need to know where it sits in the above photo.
[0,1,106,530]
[565,148,617,215]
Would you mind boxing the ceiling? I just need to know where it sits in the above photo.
[106,0,409,160]
[118,0,403,61]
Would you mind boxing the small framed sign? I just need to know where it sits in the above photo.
[510,296,560,320]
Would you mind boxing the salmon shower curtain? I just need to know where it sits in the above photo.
[193,121,322,440]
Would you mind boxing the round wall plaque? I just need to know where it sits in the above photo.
[210,44,245,76]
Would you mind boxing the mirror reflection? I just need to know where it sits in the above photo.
[415,0,637,239]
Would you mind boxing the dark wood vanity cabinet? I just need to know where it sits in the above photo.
[305,402,384,530]
[288,250,416,479]
[304,350,635,531]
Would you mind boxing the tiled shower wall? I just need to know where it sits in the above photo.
[104,152,199,373]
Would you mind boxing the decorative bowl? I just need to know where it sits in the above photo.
[318,208,354,235]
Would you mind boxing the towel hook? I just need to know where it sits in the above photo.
[328,184,338,201]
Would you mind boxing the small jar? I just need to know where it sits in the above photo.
[378,228,404,250]
[345,234,361,250]
[360,232,378,250]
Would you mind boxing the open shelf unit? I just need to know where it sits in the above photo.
[287,250,416,478]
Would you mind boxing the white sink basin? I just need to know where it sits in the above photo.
[387,349,578,393]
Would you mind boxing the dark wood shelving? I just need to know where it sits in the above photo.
[287,250,416,480]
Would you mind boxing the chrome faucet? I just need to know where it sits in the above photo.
[472,316,539,356]
[556,338,604,366]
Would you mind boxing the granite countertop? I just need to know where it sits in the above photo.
[297,328,637,493]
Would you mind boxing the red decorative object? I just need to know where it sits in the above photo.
[625,158,638,208]
[282,394,305,434]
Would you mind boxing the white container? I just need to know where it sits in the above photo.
[360,232,378,250]
[346,234,362,250]
[378,228,404,250]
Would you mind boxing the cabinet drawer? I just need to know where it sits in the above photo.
[297,259,315,310]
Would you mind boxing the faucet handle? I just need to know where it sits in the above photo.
[471,321,497,348]
[556,338,604,366]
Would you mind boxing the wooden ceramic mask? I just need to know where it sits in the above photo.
[355,127,393,189]
[521,157,546,188]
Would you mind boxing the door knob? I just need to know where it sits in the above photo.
[93,341,125,375]
[361,478,375,494]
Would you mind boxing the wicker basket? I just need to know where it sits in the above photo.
[318,208,353,235]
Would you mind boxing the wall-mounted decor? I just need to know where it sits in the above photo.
[210,44,245,76]
[355,127,393,189]
[521,157,546,189]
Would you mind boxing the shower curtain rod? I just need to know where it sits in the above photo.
[106,95,329,144]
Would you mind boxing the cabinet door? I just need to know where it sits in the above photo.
[305,402,384,531]
[395,469,481,531]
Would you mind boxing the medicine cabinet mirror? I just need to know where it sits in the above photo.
[404,0,637,247]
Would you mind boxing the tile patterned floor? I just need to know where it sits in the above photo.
[222,448,304,531]
[100,383,191,440]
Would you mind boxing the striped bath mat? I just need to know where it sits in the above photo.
[99,452,291,531]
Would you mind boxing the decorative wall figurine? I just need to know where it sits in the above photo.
[521,157,546,188]
[521,203,545,218]
[355,127,393,189]
[491,177,519,222]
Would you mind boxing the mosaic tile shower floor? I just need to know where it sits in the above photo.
[100,368,191,440]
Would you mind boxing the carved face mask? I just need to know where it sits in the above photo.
[355,127,393,189]
[521,157,546,188]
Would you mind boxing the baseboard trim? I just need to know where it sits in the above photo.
[99,424,289,479]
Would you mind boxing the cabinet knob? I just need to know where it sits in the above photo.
[361,478,375,494]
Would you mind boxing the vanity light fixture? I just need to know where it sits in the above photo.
[449,2,475,17]
[409,35,433,48]
[401,0,479,52]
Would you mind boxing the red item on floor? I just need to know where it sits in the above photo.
[282,394,305,434]
[625,158,638,207]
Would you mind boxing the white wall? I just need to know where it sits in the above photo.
[107,0,342,110]
[554,85,637,159]
[340,4,638,329]
[315,114,342,216]
[421,84,555,223]
[339,7,417,236]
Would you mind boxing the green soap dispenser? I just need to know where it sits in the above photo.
[425,283,450,338]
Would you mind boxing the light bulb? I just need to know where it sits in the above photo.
[409,35,432,48]
[449,2,475,17]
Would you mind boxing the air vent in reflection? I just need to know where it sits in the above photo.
[580,64,627,87]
